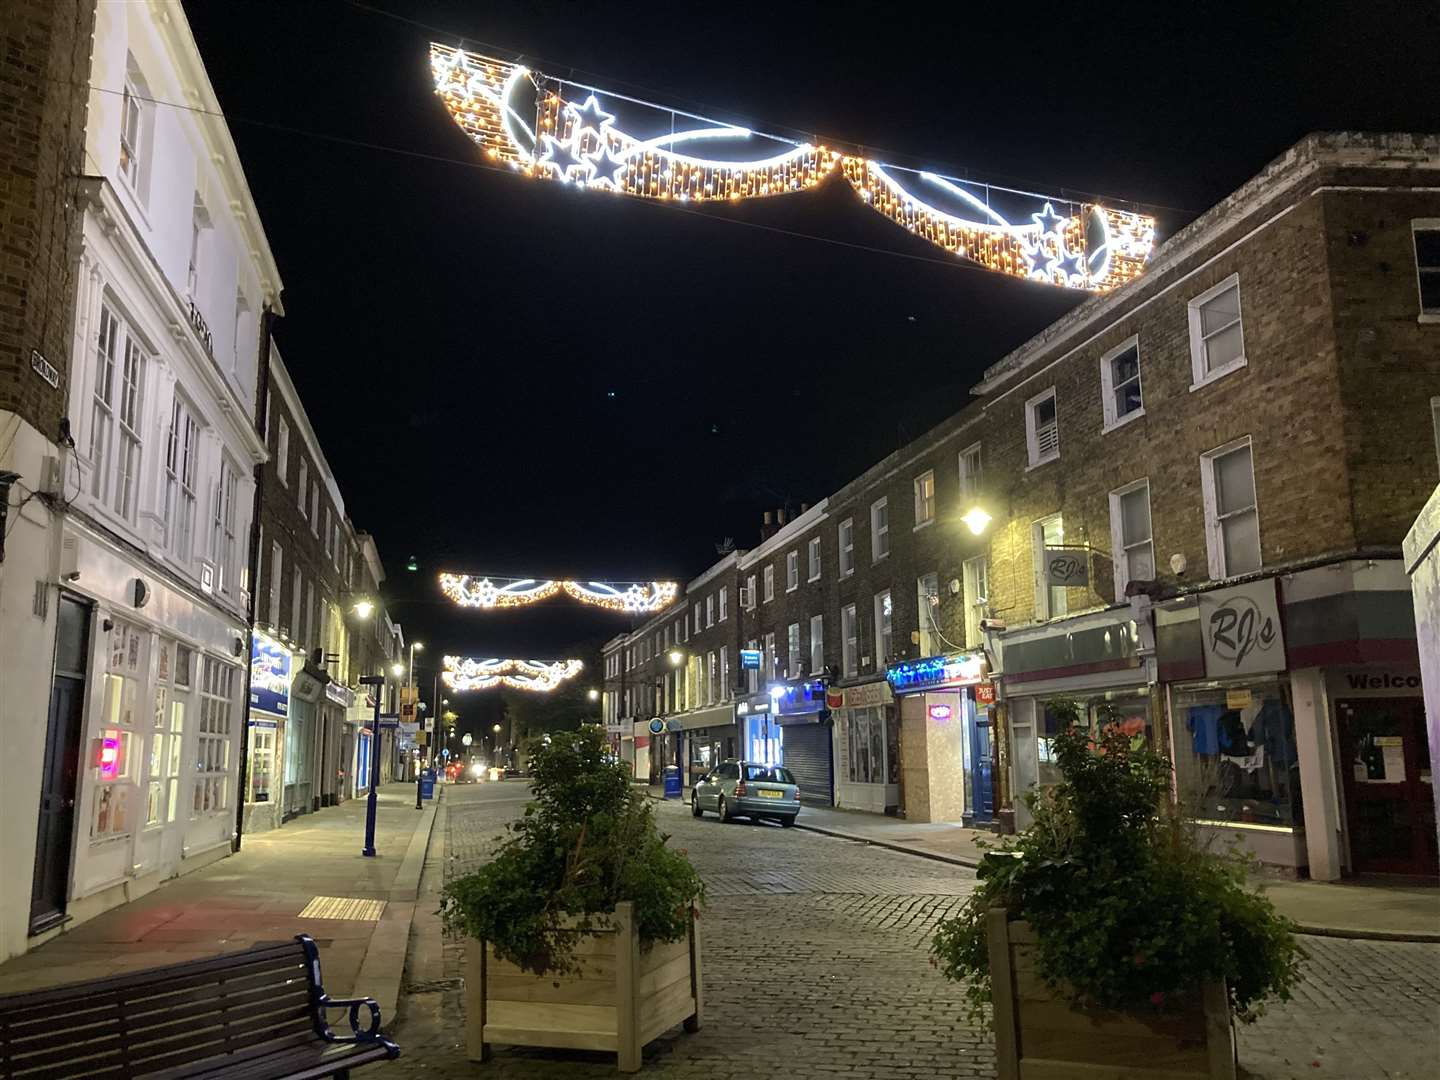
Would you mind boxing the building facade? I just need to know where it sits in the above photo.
[0,1,283,959]
[601,133,1439,881]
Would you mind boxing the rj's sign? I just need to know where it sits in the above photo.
[1197,579,1286,678]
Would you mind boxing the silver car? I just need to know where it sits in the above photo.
[692,760,800,827]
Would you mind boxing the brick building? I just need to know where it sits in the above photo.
[244,344,405,832]
[601,133,1440,881]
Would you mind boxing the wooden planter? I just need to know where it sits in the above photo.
[465,901,701,1072]
[987,910,1236,1080]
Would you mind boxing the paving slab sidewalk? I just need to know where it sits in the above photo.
[0,783,438,1021]
[650,786,1440,942]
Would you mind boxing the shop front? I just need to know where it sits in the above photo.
[772,678,833,805]
[324,681,356,806]
[243,629,294,833]
[1156,561,1432,879]
[997,607,1151,831]
[284,660,329,820]
[885,653,985,823]
[671,703,738,787]
[825,679,898,815]
[738,696,780,766]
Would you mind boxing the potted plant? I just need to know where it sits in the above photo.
[932,707,1302,1080]
[440,726,705,1072]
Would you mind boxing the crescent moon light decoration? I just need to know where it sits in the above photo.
[431,44,1157,292]
[442,656,586,693]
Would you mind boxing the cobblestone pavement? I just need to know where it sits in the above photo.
[385,786,1440,1079]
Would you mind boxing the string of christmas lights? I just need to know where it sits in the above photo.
[430,44,1157,292]
[442,656,585,693]
[439,574,679,612]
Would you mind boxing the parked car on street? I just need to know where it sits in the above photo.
[691,760,800,826]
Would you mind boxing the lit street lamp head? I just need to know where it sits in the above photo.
[962,506,993,536]
[352,599,374,619]
[587,688,600,701]
[668,649,684,667]
[392,662,405,677]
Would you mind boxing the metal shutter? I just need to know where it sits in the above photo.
[780,723,833,805]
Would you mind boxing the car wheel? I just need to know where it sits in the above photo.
[780,815,796,828]
[718,795,731,822]
[691,793,703,817]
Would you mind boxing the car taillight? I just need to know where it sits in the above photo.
[734,781,747,797]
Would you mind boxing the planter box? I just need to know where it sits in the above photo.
[466,901,701,1072]
[987,910,1235,1080]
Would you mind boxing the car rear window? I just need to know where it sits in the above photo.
[744,765,795,784]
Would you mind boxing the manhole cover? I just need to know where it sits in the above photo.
[298,896,387,920]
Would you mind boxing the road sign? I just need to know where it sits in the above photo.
[740,649,762,670]
[377,713,400,728]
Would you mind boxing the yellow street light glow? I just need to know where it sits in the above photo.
[962,507,993,536]
[392,662,405,677]
[668,649,684,666]
[353,600,374,618]
[413,642,425,652]
[587,688,600,701]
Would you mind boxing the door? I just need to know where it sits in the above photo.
[778,722,833,805]
[971,711,995,823]
[1338,698,1436,876]
[30,595,92,934]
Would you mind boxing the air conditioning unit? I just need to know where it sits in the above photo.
[738,586,753,608]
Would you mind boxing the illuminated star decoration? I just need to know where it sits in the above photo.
[438,574,679,612]
[429,44,1158,292]
[442,656,585,693]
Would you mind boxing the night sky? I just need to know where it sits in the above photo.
[183,0,1436,705]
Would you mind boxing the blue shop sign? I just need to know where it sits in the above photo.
[249,631,293,717]
[773,678,828,716]
[739,649,762,671]
[885,652,984,694]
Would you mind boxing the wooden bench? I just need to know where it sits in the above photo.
[0,934,399,1079]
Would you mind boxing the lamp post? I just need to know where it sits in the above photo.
[493,722,503,766]
[358,673,385,856]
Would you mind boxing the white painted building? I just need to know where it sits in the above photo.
[0,1,280,960]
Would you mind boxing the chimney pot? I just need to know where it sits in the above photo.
[763,511,773,525]
[777,508,787,525]
[801,502,810,514]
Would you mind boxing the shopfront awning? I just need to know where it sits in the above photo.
[669,704,736,732]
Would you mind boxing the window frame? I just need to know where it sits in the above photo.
[786,550,799,592]
[870,497,889,561]
[719,586,728,622]
[1414,219,1440,322]
[1099,334,1145,432]
[163,392,199,563]
[809,613,824,675]
[763,564,775,602]
[807,536,822,582]
[1032,514,1068,622]
[297,458,308,515]
[745,574,757,610]
[1108,478,1155,597]
[841,603,858,677]
[958,442,982,503]
[913,469,936,530]
[872,589,893,671]
[963,556,988,649]
[1199,436,1262,580]
[118,76,147,193]
[787,622,801,676]
[1187,273,1248,389]
[839,518,855,576]
[1025,386,1060,469]
[275,415,290,487]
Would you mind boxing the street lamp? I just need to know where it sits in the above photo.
[352,599,374,619]
[407,641,424,688]
[587,688,600,701]
[962,506,993,536]
[668,649,684,667]
[391,662,404,678]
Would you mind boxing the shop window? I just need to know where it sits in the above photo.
[1170,680,1300,828]
[1037,689,1154,789]
[193,656,236,817]
[248,728,276,803]
[92,620,146,842]
[843,707,886,784]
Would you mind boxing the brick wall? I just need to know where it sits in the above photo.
[0,0,95,438]
[1322,186,1440,546]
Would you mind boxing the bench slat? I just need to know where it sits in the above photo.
[0,949,307,1028]
[175,1038,397,1080]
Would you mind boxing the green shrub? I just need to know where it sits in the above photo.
[440,726,705,976]
[932,705,1302,1027]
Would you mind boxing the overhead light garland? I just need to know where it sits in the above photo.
[430,44,1156,292]
[442,656,585,693]
[439,574,678,612]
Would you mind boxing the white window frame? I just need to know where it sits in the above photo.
[1187,273,1247,390]
[309,482,319,536]
[1415,219,1440,322]
[839,518,855,576]
[916,573,938,657]
[763,564,775,602]
[807,536,822,581]
[963,556,988,649]
[745,574,757,610]
[706,594,714,628]
[958,442,982,503]
[297,459,308,515]
[1099,334,1145,432]
[267,541,283,628]
[871,497,889,561]
[163,392,199,562]
[787,622,801,676]
[118,73,147,194]
[1032,514,1068,621]
[1108,478,1154,597]
[786,550,799,592]
[809,613,824,675]
[275,415,290,487]
[1199,436,1262,580]
[873,590,892,671]
[193,657,236,818]
[913,469,935,529]
[1025,386,1059,469]
[719,586,728,622]
[841,604,858,677]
